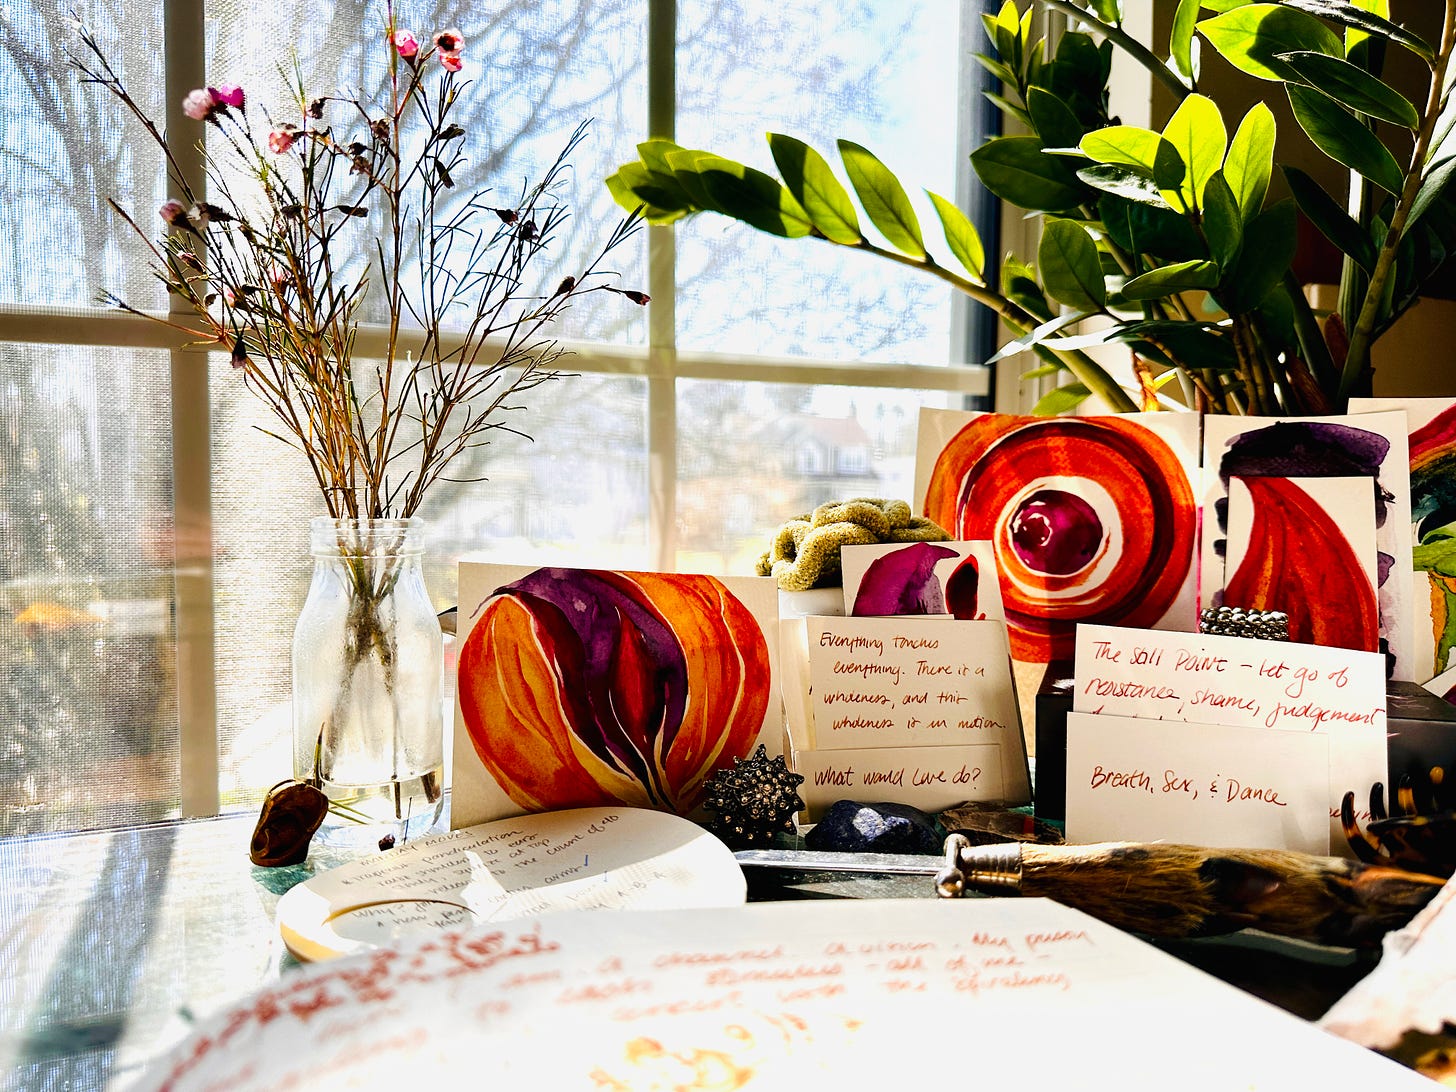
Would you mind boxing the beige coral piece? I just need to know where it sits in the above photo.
[754,496,949,591]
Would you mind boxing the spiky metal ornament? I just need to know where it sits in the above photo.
[703,744,805,848]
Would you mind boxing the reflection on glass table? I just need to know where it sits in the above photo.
[0,807,1402,1091]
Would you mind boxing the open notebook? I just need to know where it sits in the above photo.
[149,894,1426,1089]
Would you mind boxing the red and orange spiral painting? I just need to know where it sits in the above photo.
[458,568,771,814]
[924,414,1197,662]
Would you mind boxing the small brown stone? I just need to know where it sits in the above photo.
[249,779,329,866]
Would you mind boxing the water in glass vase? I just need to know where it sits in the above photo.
[293,517,445,846]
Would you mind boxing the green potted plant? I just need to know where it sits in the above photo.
[607,1,1455,416]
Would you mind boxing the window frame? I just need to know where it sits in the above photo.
[0,0,992,817]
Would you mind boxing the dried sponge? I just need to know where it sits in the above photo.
[755,497,949,591]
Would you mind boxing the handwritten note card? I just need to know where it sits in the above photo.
[275,807,745,961]
[795,743,1004,818]
[1071,624,1387,852]
[144,900,1433,1091]
[801,615,1030,811]
[1064,712,1332,853]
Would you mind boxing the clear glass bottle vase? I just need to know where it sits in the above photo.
[292,516,444,843]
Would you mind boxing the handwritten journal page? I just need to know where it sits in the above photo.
[143,899,1431,1091]
[274,807,745,961]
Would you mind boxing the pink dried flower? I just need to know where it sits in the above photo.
[210,83,245,109]
[439,50,462,73]
[158,199,187,226]
[392,29,420,58]
[181,88,216,122]
[268,126,299,154]
[223,286,237,307]
[433,28,463,52]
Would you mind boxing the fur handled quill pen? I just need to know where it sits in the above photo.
[934,837,1448,948]
[737,839,1448,948]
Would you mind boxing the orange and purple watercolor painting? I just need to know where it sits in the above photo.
[923,414,1197,662]
[1410,403,1456,673]
[1207,418,1402,669]
[457,567,771,815]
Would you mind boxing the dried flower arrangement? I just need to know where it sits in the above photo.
[72,4,644,520]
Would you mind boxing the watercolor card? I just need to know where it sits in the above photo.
[916,408,1199,665]
[1202,412,1414,680]
[1224,475,1380,654]
[1352,396,1456,681]
[839,540,1005,621]
[453,563,782,828]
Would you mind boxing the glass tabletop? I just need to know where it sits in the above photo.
[0,811,1394,1091]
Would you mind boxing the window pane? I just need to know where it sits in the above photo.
[675,378,963,574]
[0,343,179,835]
[0,2,167,310]
[203,0,649,344]
[676,0,962,362]
[210,358,648,803]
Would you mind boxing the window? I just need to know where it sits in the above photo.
[0,0,991,835]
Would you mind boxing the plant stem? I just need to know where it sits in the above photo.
[1341,0,1456,401]
[857,240,1138,412]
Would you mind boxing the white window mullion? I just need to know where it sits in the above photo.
[166,0,221,817]
[647,0,677,572]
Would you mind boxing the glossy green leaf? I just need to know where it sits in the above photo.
[1153,139,1191,212]
[971,135,1086,212]
[1039,219,1107,311]
[1201,0,1256,9]
[1408,157,1456,235]
[836,140,925,257]
[1197,4,1342,80]
[768,133,862,245]
[984,92,1034,130]
[1027,87,1085,149]
[1220,199,1297,313]
[973,53,1020,88]
[638,139,684,176]
[1161,94,1227,212]
[1282,164,1375,272]
[1282,0,1434,60]
[988,0,1021,66]
[927,190,985,279]
[1117,320,1240,371]
[1087,0,1121,23]
[1120,259,1220,301]
[1078,163,1170,208]
[1223,103,1276,223]
[1202,172,1243,269]
[1100,194,1203,259]
[1340,0,1387,58]
[1080,125,1165,171]
[1032,382,1093,416]
[1275,51,1418,128]
[1171,0,1202,80]
[664,149,726,212]
[689,154,814,237]
[1287,84,1403,195]
[605,161,694,223]
[1002,255,1057,322]
[1020,363,1067,381]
